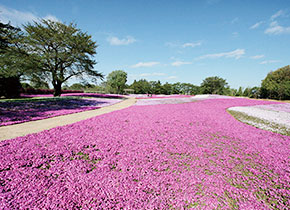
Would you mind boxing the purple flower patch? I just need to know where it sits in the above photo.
[0,97,121,126]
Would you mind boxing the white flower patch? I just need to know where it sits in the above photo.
[135,94,235,106]
[135,97,198,105]
[228,104,290,134]
[192,95,235,100]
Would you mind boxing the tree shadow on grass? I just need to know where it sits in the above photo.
[21,93,125,99]
[0,97,108,126]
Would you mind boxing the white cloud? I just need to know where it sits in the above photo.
[0,5,59,26]
[43,15,60,22]
[197,49,245,60]
[171,61,192,66]
[232,32,239,38]
[140,72,165,77]
[182,41,202,48]
[152,72,165,76]
[271,10,284,20]
[231,17,239,24]
[260,60,280,64]
[107,36,136,46]
[165,42,177,47]
[265,21,290,35]
[265,10,290,35]
[167,76,177,80]
[166,41,202,48]
[131,61,159,68]
[140,73,150,77]
[250,21,264,29]
[250,55,264,59]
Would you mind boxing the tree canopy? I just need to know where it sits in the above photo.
[260,65,290,100]
[0,21,26,78]
[130,79,152,94]
[200,76,229,95]
[106,70,127,94]
[0,22,24,98]
[22,19,103,96]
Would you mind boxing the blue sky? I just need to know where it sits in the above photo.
[1,0,290,88]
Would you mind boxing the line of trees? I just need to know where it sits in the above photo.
[90,67,289,100]
[65,70,260,98]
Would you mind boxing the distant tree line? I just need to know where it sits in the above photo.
[91,67,289,100]
[57,66,290,101]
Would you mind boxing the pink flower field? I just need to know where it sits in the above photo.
[0,98,289,209]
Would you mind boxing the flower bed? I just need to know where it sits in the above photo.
[192,94,235,100]
[228,103,290,135]
[135,94,234,106]
[0,98,289,209]
[0,97,122,126]
[21,93,124,99]
[135,97,198,105]
[133,94,192,99]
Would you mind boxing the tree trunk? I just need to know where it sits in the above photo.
[53,82,62,97]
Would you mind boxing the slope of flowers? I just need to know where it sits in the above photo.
[254,103,290,113]
[192,94,235,100]
[0,98,289,209]
[135,97,198,106]
[133,94,192,99]
[135,94,234,106]
[0,97,122,126]
[228,103,290,135]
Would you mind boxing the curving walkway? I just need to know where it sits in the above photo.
[0,97,136,141]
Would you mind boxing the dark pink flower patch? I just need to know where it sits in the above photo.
[0,97,121,126]
[21,93,124,99]
[0,98,289,209]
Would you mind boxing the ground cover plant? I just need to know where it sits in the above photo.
[135,94,234,106]
[0,98,289,209]
[134,94,192,99]
[228,103,290,136]
[21,93,124,99]
[0,96,122,126]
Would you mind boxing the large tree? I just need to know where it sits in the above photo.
[23,19,103,96]
[106,70,127,94]
[0,22,25,76]
[200,76,229,95]
[260,65,290,100]
[30,74,50,89]
[0,22,25,97]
